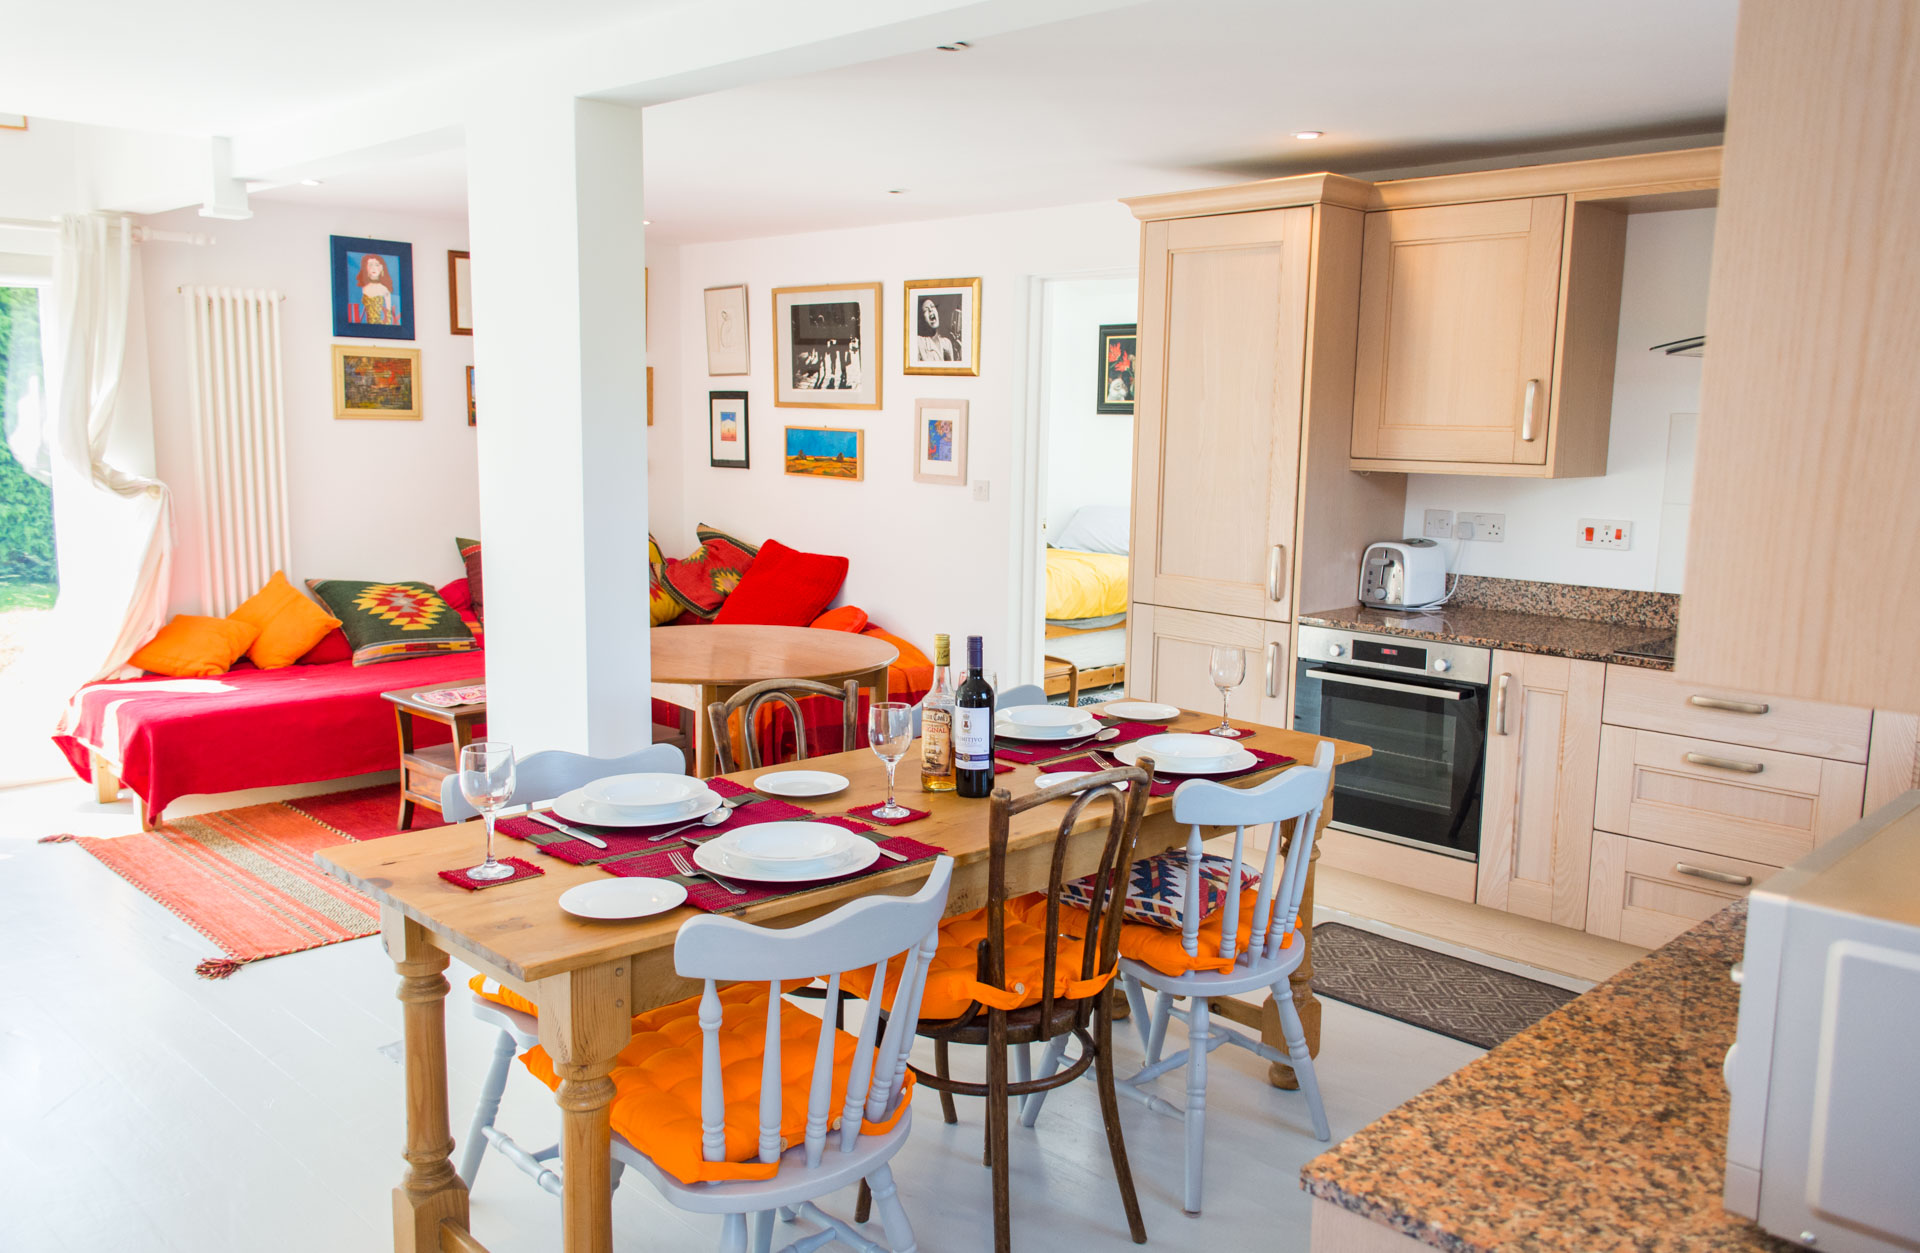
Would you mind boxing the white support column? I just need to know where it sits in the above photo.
[466,95,651,755]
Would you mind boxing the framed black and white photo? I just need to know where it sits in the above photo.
[902,277,981,376]
[1097,322,1137,415]
[703,284,750,375]
[772,282,882,409]
[709,391,750,468]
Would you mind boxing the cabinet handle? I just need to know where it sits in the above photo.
[1266,642,1281,699]
[1495,673,1511,735]
[1676,862,1754,887]
[1687,694,1770,715]
[1267,544,1287,602]
[1520,379,1539,442]
[1685,751,1765,775]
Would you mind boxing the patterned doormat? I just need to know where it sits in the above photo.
[1310,922,1578,1049]
[40,785,415,979]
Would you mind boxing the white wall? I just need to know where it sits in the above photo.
[1041,274,1137,537]
[659,200,1139,663]
[138,201,477,613]
[1402,207,1714,592]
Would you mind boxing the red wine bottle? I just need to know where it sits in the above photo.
[954,635,996,798]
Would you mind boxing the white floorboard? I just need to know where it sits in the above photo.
[1,777,1484,1252]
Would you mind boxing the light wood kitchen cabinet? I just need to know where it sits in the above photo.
[1601,664,1871,763]
[1477,651,1605,928]
[1125,605,1291,729]
[1586,829,1776,949]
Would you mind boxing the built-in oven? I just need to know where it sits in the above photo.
[1293,625,1491,861]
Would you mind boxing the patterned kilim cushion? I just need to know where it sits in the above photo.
[695,522,760,558]
[455,537,484,620]
[307,579,477,666]
[1061,851,1261,930]
[661,536,755,621]
[647,535,680,627]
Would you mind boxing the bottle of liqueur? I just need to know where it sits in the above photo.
[920,634,956,792]
[954,635,997,798]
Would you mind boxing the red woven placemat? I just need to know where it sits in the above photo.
[438,857,545,891]
[605,816,943,913]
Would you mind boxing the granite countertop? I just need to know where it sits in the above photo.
[1300,904,1795,1253]
[1300,603,1676,670]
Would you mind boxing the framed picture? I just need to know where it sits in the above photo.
[465,365,475,427]
[903,277,981,376]
[772,283,882,409]
[710,392,750,468]
[0,115,26,131]
[783,426,864,480]
[704,284,750,375]
[332,345,422,420]
[1097,322,1137,415]
[448,250,472,335]
[913,399,969,485]
[330,235,414,340]
[646,366,655,427]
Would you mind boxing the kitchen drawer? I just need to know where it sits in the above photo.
[1602,665,1871,762]
[1594,725,1866,866]
[1586,829,1776,948]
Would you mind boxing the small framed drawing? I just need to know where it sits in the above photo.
[448,250,473,335]
[903,277,981,376]
[784,426,864,480]
[646,366,655,426]
[332,345,422,420]
[466,365,476,426]
[913,399,969,485]
[704,284,749,375]
[710,392,750,468]
[330,235,414,339]
[772,283,882,409]
[1097,322,1137,415]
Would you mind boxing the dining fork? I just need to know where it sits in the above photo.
[669,848,745,896]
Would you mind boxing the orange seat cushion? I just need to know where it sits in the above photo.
[129,614,260,678]
[845,894,1111,1019]
[227,571,343,669]
[1018,888,1276,979]
[470,974,539,1017]
[518,982,913,1185]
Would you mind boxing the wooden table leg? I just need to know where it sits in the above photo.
[91,752,121,804]
[1263,784,1332,1090]
[386,909,470,1252]
[395,708,418,831]
[538,961,632,1253]
[692,684,719,779]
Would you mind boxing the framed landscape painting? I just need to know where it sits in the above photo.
[704,284,750,375]
[903,277,981,376]
[330,235,414,340]
[1097,322,1137,415]
[784,426,864,481]
[913,399,968,485]
[710,391,749,468]
[332,345,422,420]
[448,250,473,335]
[772,282,881,409]
[466,365,475,426]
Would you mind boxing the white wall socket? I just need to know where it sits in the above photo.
[1423,509,1453,539]
[1577,518,1632,549]
[971,479,990,502]
[1458,511,1505,542]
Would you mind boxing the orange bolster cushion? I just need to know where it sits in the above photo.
[518,982,913,1185]
[129,614,260,678]
[844,895,1115,1020]
[228,570,343,670]
[1019,887,1273,979]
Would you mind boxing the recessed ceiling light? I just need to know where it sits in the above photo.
[1292,130,1324,141]
[936,40,971,51]
[643,219,653,225]
[300,178,323,186]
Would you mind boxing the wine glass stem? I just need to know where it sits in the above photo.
[885,761,898,810]
[483,811,497,866]
[1221,689,1231,732]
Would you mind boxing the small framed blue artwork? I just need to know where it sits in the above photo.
[330,235,415,340]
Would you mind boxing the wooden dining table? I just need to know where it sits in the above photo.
[316,708,1369,1253]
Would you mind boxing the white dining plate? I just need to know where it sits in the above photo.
[552,787,722,829]
[581,772,707,811]
[999,705,1099,730]
[752,769,851,799]
[1114,742,1260,776]
[993,714,1100,742]
[559,877,688,920]
[694,825,880,883]
[1130,732,1244,763]
[727,823,841,862]
[1034,771,1128,793]
[1097,701,1180,722]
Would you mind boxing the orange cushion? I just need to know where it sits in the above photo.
[861,626,934,704]
[470,974,539,1017]
[129,614,259,678]
[227,571,343,669]
[844,894,1113,1019]
[1023,888,1275,979]
[810,604,870,634]
[518,982,914,1185]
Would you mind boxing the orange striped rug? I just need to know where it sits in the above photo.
[42,785,418,979]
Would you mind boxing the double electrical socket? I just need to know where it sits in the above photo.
[1577,518,1633,549]
[1423,509,1505,542]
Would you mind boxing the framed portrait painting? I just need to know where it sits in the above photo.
[710,392,750,468]
[332,345,422,420]
[448,250,472,335]
[783,426,864,480]
[903,277,980,376]
[1096,323,1137,415]
[466,365,475,426]
[772,283,881,409]
[704,284,749,375]
[330,235,414,339]
[912,399,968,485]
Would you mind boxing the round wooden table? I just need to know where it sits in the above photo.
[650,624,899,777]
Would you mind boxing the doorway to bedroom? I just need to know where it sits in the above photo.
[1031,272,1136,707]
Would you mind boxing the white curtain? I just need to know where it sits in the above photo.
[47,214,173,682]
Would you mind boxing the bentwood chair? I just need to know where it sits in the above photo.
[1020,742,1336,1215]
[707,678,861,774]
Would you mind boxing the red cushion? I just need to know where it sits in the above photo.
[714,539,849,627]
[809,605,870,634]
[439,578,473,612]
[296,627,354,665]
[662,539,756,620]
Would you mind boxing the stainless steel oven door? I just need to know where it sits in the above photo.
[1293,659,1487,859]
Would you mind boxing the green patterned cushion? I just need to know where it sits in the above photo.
[306,579,477,666]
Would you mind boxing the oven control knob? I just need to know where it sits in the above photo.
[1326,644,1346,658]
[1432,658,1451,673]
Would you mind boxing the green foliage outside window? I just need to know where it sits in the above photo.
[0,285,57,608]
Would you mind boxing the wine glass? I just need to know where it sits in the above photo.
[1207,646,1246,737]
[459,741,518,880]
[868,701,915,819]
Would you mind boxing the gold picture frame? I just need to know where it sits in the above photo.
[902,277,981,376]
[783,425,865,480]
[772,282,882,409]
[332,344,423,420]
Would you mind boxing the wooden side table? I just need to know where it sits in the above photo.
[382,685,488,830]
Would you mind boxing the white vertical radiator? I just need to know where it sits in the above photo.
[180,286,291,615]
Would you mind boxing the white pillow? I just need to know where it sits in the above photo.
[1051,504,1130,555]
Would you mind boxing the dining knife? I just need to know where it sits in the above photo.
[526,809,609,849]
